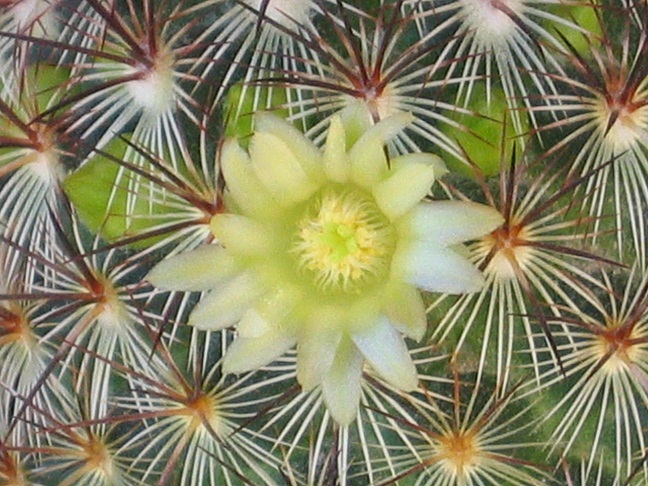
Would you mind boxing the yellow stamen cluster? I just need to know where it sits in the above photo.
[292,188,394,292]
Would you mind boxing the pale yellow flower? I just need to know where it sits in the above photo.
[148,112,503,425]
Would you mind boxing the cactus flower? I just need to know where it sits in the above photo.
[148,112,503,425]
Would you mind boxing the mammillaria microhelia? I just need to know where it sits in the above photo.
[148,110,503,425]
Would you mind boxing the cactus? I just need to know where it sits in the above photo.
[1,1,647,485]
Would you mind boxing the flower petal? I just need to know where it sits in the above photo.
[249,132,318,205]
[391,152,448,177]
[406,200,503,246]
[296,308,344,390]
[351,316,418,391]
[383,283,427,341]
[240,285,299,338]
[355,112,414,147]
[220,139,278,218]
[350,112,414,187]
[393,241,486,294]
[338,99,373,147]
[322,337,363,426]
[323,116,350,183]
[210,213,273,256]
[223,324,295,374]
[236,308,271,338]
[344,294,383,335]
[372,162,436,221]
[254,112,323,180]
[147,245,238,292]
[188,272,264,331]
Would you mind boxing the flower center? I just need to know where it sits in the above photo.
[292,187,395,292]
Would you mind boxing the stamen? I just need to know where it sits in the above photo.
[292,188,394,292]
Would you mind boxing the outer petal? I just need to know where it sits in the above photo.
[147,245,237,292]
[351,316,418,391]
[223,322,295,374]
[323,116,350,183]
[189,272,264,331]
[254,112,323,180]
[393,241,485,294]
[210,213,273,257]
[239,285,299,338]
[236,308,271,338]
[322,337,364,426]
[353,112,414,148]
[338,100,373,146]
[296,307,344,391]
[350,112,414,187]
[406,201,503,246]
[249,132,318,205]
[344,293,383,335]
[372,162,436,221]
[390,153,447,177]
[220,139,278,218]
[383,283,427,341]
